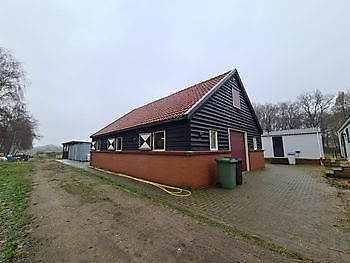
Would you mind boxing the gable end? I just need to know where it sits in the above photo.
[189,70,263,151]
[187,69,262,134]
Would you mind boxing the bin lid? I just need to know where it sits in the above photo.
[215,158,238,163]
[287,152,296,155]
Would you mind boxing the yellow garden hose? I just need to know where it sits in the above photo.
[89,166,192,197]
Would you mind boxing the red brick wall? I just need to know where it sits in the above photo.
[248,150,265,170]
[91,150,265,188]
[91,151,231,188]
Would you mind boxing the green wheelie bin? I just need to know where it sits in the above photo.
[215,158,238,189]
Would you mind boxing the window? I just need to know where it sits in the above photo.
[95,140,101,151]
[347,128,350,143]
[139,133,152,150]
[253,137,258,150]
[209,130,218,150]
[153,131,165,150]
[116,137,123,151]
[232,88,241,109]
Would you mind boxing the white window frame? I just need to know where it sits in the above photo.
[253,137,258,150]
[96,140,101,151]
[209,130,218,151]
[153,130,166,151]
[232,87,241,109]
[116,137,123,151]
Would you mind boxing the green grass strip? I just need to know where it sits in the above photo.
[0,162,33,262]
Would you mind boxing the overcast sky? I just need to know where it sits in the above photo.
[1,0,349,146]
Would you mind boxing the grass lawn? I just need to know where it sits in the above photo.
[0,161,33,262]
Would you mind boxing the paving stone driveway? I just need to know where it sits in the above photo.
[61,161,350,262]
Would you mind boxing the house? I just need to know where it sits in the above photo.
[338,117,350,160]
[62,141,90,162]
[262,128,324,164]
[90,69,264,188]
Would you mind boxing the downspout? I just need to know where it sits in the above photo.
[316,131,323,158]
[245,132,250,171]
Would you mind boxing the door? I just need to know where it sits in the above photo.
[272,136,284,157]
[229,130,247,171]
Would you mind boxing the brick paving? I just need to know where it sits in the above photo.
[60,160,350,262]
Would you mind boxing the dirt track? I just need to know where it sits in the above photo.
[28,160,294,262]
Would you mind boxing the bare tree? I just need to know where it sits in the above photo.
[253,103,279,132]
[325,90,350,154]
[254,102,302,132]
[0,47,26,107]
[332,91,350,121]
[0,47,39,155]
[275,102,302,130]
[1,103,39,154]
[297,90,334,129]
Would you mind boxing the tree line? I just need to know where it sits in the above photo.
[253,90,350,154]
[0,47,39,155]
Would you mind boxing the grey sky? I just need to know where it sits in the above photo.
[1,0,349,146]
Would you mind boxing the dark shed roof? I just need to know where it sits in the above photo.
[92,71,231,136]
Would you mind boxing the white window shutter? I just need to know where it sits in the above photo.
[139,133,152,150]
[107,138,115,150]
[91,141,96,150]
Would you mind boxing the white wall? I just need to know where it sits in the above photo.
[262,133,324,159]
[282,133,323,159]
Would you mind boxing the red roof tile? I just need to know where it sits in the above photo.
[92,71,231,136]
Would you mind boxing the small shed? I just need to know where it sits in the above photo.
[62,141,90,162]
[262,128,324,164]
[338,117,350,160]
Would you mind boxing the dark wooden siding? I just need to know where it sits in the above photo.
[189,73,262,151]
[92,119,190,151]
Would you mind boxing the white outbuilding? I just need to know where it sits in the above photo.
[62,141,91,162]
[338,117,350,160]
[262,128,324,162]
